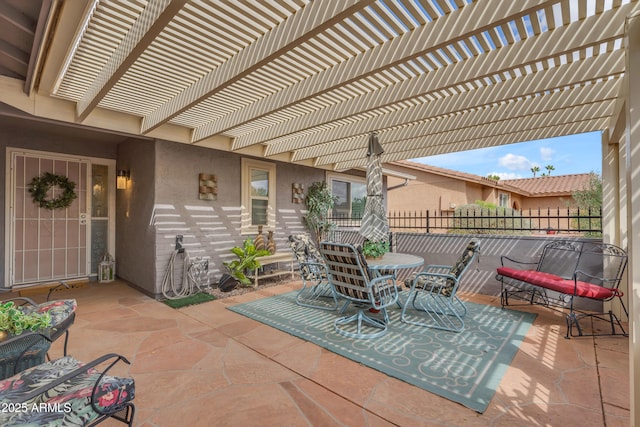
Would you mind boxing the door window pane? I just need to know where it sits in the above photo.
[351,182,366,219]
[332,180,366,219]
[332,181,349,218]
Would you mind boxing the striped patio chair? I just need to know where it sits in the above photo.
[320,242,399,339]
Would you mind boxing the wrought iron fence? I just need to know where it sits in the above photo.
[329,207,602,236]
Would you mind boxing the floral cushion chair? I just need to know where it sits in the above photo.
[288,234,338,311]
[6,297,77,357]
[401,239,480,332]
[0,353,135,426]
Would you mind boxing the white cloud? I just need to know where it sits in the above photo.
[540,147,555,161]
[489,172,524,180]
[498,153,532,170]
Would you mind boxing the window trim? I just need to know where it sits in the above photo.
[241,158,276,235]
[326,172,367,220]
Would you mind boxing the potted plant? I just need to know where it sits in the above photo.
[0,301,51,341]
[219,237,271,291]
[361,239,390,260]
[304,181,337,244]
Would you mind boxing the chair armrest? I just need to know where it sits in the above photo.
[2,297,39,307]
[423,264,453,274]
[299,261,328,279]
[15,353,131,405]
[369,274,396,287]
[47,282,70,302]
[300,261,327,271]
[500,255,538,268]
[573,269,614,287]
[369,274,398,307]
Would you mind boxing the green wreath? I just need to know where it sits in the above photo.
[28,172,78,210]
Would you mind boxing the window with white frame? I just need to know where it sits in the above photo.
[498,192,510,208]
[241,158,276,233]
[327,173,367,220]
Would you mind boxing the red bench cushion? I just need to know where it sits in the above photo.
[497,267,614,299]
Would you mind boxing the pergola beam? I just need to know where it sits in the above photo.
[76,0,187,122]
[287,51,623,163]
[141,0,371,134]
[334,117,608,171]
[314,79,620,167]
[196,0,554,146]
[243,4,632,152]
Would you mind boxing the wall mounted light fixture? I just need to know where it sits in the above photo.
[116,169,130,190]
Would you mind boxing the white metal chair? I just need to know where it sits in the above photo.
[288,234,338,311]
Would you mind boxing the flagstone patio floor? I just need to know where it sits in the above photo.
[29,279,629,426]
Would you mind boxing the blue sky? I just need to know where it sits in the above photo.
[410,131,602,180]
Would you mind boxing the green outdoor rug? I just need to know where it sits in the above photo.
[228,291,536,413]
[163,292,216,308]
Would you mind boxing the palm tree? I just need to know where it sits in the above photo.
[531,166,540,177]
[545,165,555,175]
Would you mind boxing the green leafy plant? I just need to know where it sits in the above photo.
[570,171,602,237]
[361,240,390,259]
[0,302,51,336]
[223,238,271,286]
[304,181,337,244]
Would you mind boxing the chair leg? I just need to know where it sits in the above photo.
[295,280,338,311]
[566,310,628,339]
[334,309,388,339]
[401,288,465,332]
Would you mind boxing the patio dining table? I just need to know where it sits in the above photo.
[366,252,424,311]
[366,252,425,277]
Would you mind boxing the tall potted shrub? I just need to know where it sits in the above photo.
[304,181,337,244]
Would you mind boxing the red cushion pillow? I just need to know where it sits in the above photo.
[497,267,614,299]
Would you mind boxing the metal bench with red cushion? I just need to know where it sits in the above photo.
[496,240,627,338]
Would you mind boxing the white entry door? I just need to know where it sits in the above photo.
[7,151,90,287]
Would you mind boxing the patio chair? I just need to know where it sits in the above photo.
[0,332,52,380]
[401,239,480,332]
[319,242,399,339]
[2,296,76,357]
[288,234,339,311]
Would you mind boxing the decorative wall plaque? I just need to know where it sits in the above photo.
[292,183,304,203]
[199,173,217,200]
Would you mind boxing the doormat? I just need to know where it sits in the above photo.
[163,292,217,308]
[228,291,536,413]
[18,281,88,298]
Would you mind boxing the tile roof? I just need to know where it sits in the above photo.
[388,160,593,197]
[502,174,593,196]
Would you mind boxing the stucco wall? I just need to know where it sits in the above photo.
[115,138,156,295]
[0,116,120,286]
[134,139,327,298]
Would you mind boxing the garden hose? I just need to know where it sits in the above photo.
[161,249,209,300]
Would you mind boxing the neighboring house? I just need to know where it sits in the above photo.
[502,174,593,211]
[386,160,592,213]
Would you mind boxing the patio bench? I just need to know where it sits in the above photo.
[0,353,135,426]
[496,240,628,338]
[247,252,294,287]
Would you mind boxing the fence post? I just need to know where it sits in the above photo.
[426,210,430,233]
